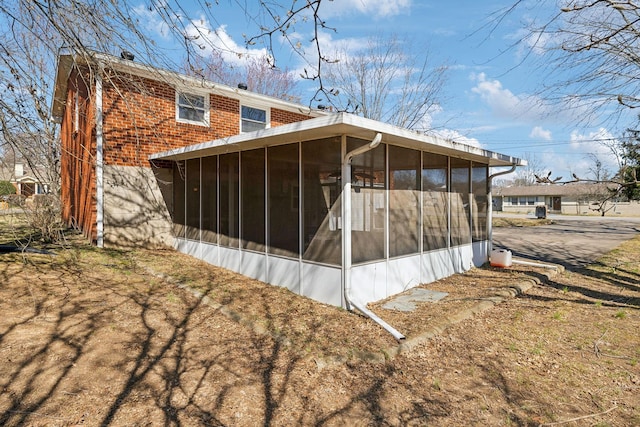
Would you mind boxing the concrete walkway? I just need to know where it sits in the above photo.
[492,214,640,269]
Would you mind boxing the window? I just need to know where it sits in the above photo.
[241,105,268,132]
[302,138,342,265]
[389,145,420,257]
[201,156,217,244]
[185,158,201,240]
[241,149,266,252]
[450,158,471,246]
[348,137,386,264]
[422,153,448,251]
[471,164,488,242]
[268,143,300,258]
[219,153,239,248]
[172,161,186,238]
[176,92,209,125]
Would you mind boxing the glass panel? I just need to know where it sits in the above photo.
[185,158,200,240]
[180,93,205,109]
[241,105,267,132]
[179,106,204,122]
[471,164,488,242]
[241,106,266,122]
[201,156,217,243]
[241,149,266,251]
[241,119,266,132]
[422,153,448,251]
[172,161,186,238]
[178,93,205,122]
[302,137,342,265]
[268,143,300,257]
[450,158,471,246]
[219,152,239,248]
[348,137,386,264]
[389,145,420,257]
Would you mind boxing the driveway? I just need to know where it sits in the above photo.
[491,214,640,269]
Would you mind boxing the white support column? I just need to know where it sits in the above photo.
[96,72,104,248]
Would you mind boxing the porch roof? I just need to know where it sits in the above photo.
[150,112,523,168]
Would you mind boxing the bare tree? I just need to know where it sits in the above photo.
[493,1,640,127]
[0,0,334,243]
[323,34,448,131]
[514,152,548,186]
[185,51,301,102]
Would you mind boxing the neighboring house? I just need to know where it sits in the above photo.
[495,183,640,216]
[0,163,50,196]
[51,50,523,309]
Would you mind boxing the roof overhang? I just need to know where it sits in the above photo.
[150,112,524,167]
[51,49,327,124]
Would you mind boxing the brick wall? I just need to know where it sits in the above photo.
[60,63,316,244]
[100,72,315,167]
[60,66,98,242]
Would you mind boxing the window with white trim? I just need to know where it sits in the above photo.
[176,91,209,126]
[241,105,268,132]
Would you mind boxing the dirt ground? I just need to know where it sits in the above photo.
[0,223,639,426]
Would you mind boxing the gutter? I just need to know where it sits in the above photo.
[487,165,517,252]
[96,71,104,247]
[342,133,406,341]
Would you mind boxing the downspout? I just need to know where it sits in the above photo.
[487,165,517,252]
[96,72,104,248]
[342,133,405,341]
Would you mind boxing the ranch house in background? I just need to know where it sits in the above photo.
[495,183,640,216]
[51,49,523,311]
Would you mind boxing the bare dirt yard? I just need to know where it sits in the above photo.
[0,214,639,426]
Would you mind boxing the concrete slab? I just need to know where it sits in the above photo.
[382,288,448,312]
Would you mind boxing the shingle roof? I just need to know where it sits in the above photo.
[495,183,616,197]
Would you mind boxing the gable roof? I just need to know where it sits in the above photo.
[496,183,617,197]
[150,112,524,167]
[51,49,328,123]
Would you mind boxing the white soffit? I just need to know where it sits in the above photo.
[150,112,522,167]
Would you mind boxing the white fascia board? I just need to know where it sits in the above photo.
[150,112,523,167]
[88,52,325,117]
[52,50,327,123]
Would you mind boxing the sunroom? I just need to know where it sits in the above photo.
[150,113,521,311]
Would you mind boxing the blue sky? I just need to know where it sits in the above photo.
[135,0,630,181]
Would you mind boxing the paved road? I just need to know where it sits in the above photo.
[491,214,640,270]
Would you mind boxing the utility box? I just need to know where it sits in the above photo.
[535,205,547,219]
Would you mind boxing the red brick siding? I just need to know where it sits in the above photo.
[60,64,317,243]
[60,67,98,242]
[271,108,314,127]
[101,73,244,167]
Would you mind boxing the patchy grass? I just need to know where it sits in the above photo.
[492,216,555,227]
[0,212,638,426]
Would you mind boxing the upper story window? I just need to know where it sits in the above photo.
[241,105,268,132]
[176,91,209,126]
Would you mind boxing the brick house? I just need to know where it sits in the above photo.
[51,50,321,247]
[51,50,523,316]
[495,183,640,216]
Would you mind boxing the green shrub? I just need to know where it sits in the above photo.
[0,180,16,196]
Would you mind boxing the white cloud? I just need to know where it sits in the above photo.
[431,129,481,149]
[320,0,412,18]
[529,126,552,141]
[184,21,270,67]
[568,128,620,175]
[470,72,551,123]
[133,4,172,39]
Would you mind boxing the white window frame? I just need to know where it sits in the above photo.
[240,103,270,133]
[176,90,210,126]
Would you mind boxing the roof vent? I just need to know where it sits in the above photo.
[237,83,248,90]
[120,51,134,61]
[317,104,326,110]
